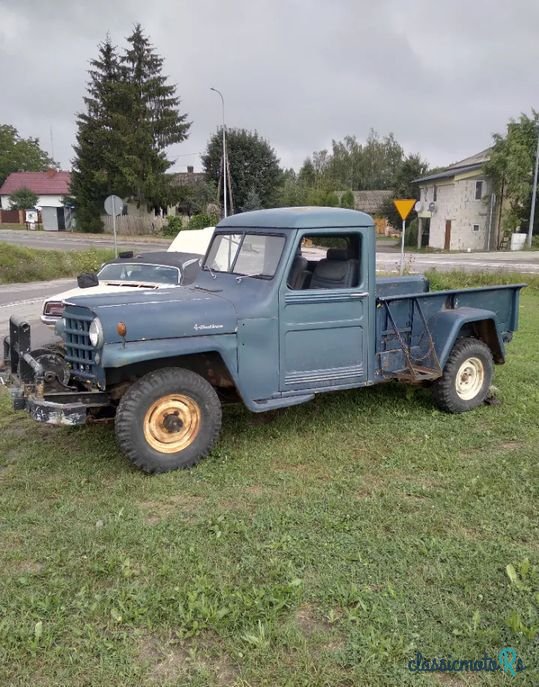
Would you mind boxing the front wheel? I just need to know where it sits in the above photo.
[432,338,493,413]
[115,367,222,473]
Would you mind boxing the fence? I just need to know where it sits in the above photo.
[101,214,166,236]
[0,209,24,224]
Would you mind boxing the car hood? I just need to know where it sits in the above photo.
[46,281,164,304]
[65,286,237,343]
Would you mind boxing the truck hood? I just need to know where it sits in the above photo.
[65,286,237,343]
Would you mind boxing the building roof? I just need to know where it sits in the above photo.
[0,170,71,196]
[352,190,393,214]
[217,206,373,230]
[414,147,492,184]
[170,168,205,186]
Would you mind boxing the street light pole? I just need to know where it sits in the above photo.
[210,87,227,218]
[527,127,539,248]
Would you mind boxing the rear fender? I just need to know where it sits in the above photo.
[428,307,505,367]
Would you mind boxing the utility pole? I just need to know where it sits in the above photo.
[210,87,228,218]
[527,126,539,248]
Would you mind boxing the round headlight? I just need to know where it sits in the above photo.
[89,318,104,347]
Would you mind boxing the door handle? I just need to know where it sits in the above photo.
[350,292,368,298]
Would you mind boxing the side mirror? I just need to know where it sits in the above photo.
[77,272,99,289]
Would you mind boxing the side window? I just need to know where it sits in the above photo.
[287,233,360,290]
[475,180,484,200]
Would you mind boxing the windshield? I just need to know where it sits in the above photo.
[97,263,180,285]
[204,233,285,278]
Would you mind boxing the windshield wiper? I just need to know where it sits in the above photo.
[202,264,217,279]
[235,273,266,283]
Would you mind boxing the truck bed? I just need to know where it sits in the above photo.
[374,280,525,381]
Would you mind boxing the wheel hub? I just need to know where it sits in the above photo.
[143,394,201,454]
[455,357,485,401]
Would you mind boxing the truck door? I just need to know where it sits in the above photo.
[278,229,372,392]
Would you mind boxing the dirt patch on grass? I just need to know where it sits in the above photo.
[355,474,387,498]
[138,634,190,683]
[2,558,44,576]
[139,494,204,525]
[137,633,238,686]
[499,441,523,451]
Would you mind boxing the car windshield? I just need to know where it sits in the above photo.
[204,233,285,278]
[97,263,180,285]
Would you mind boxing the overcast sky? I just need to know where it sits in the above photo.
[1,0,538,175]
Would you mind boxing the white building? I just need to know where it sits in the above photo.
[0,170,73,230]
[415,149,499,251]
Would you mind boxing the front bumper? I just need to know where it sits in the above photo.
[3,316,110,426]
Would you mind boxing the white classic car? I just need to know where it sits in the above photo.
[41,227,215,326]
[41,251,202,325]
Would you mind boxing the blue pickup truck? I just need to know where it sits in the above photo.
[3,207,525,473]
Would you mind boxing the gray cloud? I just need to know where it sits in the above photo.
[1,0,537,174]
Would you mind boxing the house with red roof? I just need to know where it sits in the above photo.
[0,169,73,230]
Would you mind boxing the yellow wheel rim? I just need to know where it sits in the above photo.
[143,394,201,454]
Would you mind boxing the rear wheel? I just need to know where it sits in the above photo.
[115,367,222,473]
[432,338,493,413]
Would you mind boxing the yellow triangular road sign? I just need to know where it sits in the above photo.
[393,198,416,220]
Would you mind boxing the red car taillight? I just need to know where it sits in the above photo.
[43,301,65,317]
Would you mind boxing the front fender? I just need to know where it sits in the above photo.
[428,307,505,367]
[101,333,238,374]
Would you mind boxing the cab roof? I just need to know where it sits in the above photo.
[217,206,373,230]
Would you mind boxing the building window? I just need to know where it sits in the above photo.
[475,181,484,200]
[433,185,437,201]
[473,224,480,232]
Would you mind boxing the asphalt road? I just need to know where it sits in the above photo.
[0,278,72,350]
[0,229,168,253]
[376,249,539,274]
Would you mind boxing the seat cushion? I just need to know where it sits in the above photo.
[310,258,358,289]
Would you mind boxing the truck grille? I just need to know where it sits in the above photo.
[64,310,97,380]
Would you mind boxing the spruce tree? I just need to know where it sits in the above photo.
[121,24,190,209]
[71,27,190,231]
[71,37,126,231]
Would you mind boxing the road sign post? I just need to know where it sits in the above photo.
[104,195,123,257]
[393,199,416,276]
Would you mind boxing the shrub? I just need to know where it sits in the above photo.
[404,218,418,247]
[162,215,183,237]
[188,212,219,229]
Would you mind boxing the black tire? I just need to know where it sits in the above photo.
[115,367,222,473]
[432,337,493,413]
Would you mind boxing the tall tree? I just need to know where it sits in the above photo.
[71,37,126,231]
[121,24,190,209]
[71,27,190,232]
[0,124,55,186]
[484,110,539,234]
[203,127,282,211]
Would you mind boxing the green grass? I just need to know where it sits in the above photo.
[0,293,538,685]
[425,269,539,291]
[0,243,114,284]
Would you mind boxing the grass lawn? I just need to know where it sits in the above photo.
[0,292,538,686]
[0,243,114,284]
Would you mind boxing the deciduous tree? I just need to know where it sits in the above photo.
[203,128,282,212]
[9,187,38,210]
[485,111,539,233]
[0,125,55,186]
